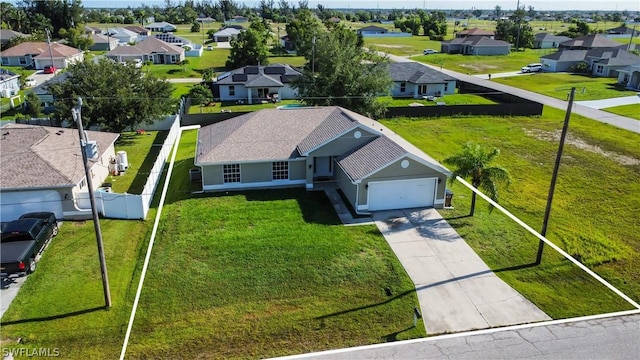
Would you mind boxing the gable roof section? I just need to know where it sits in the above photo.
[105,28,138,38]
[388,62,456,84]
[216,64,302,86]
[458,28,494,36]
[560,34,625,49]
[214,28,242,37]
[0,29,28,43]
[154,33,190,45]
[0,124,119,190]
[297,108,363,155]
[358,25,387,32]
[145,22,176,30]
[337,136,406,181]
[1,42,81,57]
[125,25,150,35]
[535,32,571,43]
[107,37,183,56]
[443,35,509,47]
[541,49,588,61]
[586,48,640,66]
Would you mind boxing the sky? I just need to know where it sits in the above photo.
[78,0,640,12]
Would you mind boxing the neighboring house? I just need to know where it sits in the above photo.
[216,64,302,104]
[104,28,139,45]
[228,16,248,23]
[212,27,243,42]
[105,37,185,64]
[558,34,626,50]
[388,62,457,98]
[441,36,511,55]
[125,25,151,38]
[616,63,640,90]
[196,16,215,23]
[533,33,572,49]
[455,28,495,38]
[89,33,118,51]
[154,33,192,47]
[0,29,28,48]
[144,22,177,33]
[195,106,452,213]
[0,68,20,98]
[84,26,102,35]
[0,41,83,69]
[604,25,640,37]
[0,123,119,220]
[280,35,295,53]
[357,25,388,36]
[540,48,640,76]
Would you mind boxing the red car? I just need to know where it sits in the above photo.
[43,65,57,74]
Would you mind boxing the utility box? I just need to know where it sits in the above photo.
[84,140,98,160]
[445,189,454,208]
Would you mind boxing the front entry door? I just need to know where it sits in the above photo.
[314,156,333,177]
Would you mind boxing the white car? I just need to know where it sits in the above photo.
[24,78,37,87]
[423,49,438,55]
[521,63,542,73]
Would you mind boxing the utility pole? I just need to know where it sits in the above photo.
[628,25,636,52]
[71,97,112,309]
[312,35,316,76]
[515,0,522,52]
[45,28,55,73]
[536,87,576,265]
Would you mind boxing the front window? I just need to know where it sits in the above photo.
[596,65,604,74]
[223,164,241,183]
[444,83,448,92]
[400,82,406,93]
[418,85,427,95]
[272,161,289,180]
[229,86,235,96]
[19,57,27,65]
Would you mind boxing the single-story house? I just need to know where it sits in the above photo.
[0,29,28,48]
[388,62,457,98]
[84,26,102,35]
[441,36,511,55]
[0,68,20,98]
[616,63,640,90]
[540,48,640,76]
[125,25,151,38]
[605,25,640,37]
[144,22,177,33]
[89,33,118,51]
[0,123,119,220]
[103,28,138,45]
[228,16,248,23]
[280,35,295,53]
[533,33,572,49]
[212,27,243,42]
[216,64,302,104]
[195,107,452,213]
[154,33,192,47]
[455,28,495,38]
[105,37,185,64]
[0,41,83,69]
[196,16,215,23]
[559,34,626,50]
[357,25,388,36]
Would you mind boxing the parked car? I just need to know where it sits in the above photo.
[24,78,37,87]
[19,212,58,237]
[521,63,542,73]
[1,218,56,275]
[43,65,57,74]
[423,49,438,55]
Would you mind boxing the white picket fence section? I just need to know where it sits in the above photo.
[76,115,181,220]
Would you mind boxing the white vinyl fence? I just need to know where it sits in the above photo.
[76,115,181,219]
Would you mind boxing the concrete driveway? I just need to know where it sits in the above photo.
[24,70,57,88]
[373,208,550,334]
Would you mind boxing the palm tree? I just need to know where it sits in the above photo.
[444,142,511,216]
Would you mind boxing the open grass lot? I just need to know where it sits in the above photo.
[124,130,424,359]
[364,36,443,56]
[379,93,497,107]
[188,99,300,113]
[492,73,638,100]
[380,107,640,317]
[414,48,552,74]
[603,103,640,120]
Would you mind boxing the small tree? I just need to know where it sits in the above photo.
[23,91,43,118]
[186,84,212,106]
[444,142,511,216]
[191,21,201,33]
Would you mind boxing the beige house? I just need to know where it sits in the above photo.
[195,107,452,213]
[0,41,83,69]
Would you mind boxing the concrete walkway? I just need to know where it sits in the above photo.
[575,95,640,109]
[372,208,550,334]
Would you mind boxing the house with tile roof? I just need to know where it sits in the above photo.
[387,62,457,98]
[105,37,185,64]
[0,41,83,69]
[558,34,626,50]
[216,64,302,104]
[0,124,119,220]
[195,107,451,213]
[533,33,572,49]
[441,36,511,55]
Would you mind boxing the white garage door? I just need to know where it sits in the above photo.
[368,178,436,211]
[0,190,63,221]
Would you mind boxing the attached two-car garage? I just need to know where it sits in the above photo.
[0,190,64,221]
[367,178,437,211]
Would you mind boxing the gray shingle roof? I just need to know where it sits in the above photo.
[0,124,119,190]
[535,33,571,43]
[560,34,625,49]
[540,49,588,61]
[388,62,457,84]
[297,108,361,155]
[216,64,302,86]
[336,136,406,181]
[586,48,640,66]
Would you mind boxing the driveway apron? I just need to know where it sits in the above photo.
[373,208,551,334]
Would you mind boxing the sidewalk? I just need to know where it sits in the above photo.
[372,208,550,334]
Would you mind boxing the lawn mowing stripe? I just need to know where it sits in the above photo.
[118,126,194,360]
[455,176,640,310]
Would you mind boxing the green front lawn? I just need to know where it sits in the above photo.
[492,73,638,100]
[416,49,551,74]
[125,130,424,359]
[381,107,640,317]
[378,93,497,107]
[602,103,640,120]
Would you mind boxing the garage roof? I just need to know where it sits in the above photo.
[0,124,119,190]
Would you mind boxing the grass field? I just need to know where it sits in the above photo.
[603,103,640,120]
[380,107,640,317]
[124,130,424,359]
[378,93,497,107]
[414,48,553,74]
[492,73,638,100]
